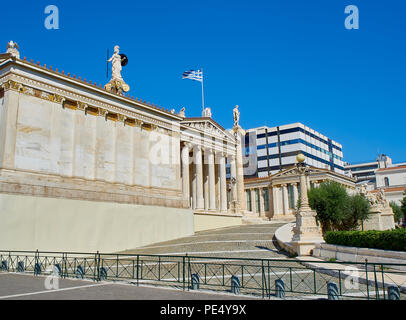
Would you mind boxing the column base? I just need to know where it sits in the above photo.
[291,239,324,256]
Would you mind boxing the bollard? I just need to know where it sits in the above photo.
[231,275,241,295]
[191,273,200,290]
[1,261,7,271]
[99,267,107,281]
[17,261,24,273]
[34,263,42,275]
[275,279,285,299]
[327,282,339,300]
[387,286,400,300]
[76,265,84,279]
[53,264,62,276]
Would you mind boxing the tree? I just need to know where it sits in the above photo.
[308,181,371,234]
[343,194,371,230]
[400,193,406,227]
[390,201,403,224]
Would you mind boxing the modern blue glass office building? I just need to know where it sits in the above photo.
[243,123,345,178]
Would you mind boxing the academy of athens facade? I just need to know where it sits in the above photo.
[0,44,247,252]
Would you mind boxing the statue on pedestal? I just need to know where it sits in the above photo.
[104,45,130,94]
[6,41,20,59]
[358,187,395,231]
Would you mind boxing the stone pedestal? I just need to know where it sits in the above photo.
[291,156,324,256]
[362,206,395,231]
[291,207,324,256]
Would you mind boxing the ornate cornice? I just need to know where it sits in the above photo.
[0,76,178,133]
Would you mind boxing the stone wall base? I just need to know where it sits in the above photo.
[0,192,194,253]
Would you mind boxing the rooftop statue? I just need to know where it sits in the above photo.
[6,41,20,59]
[202,107,212,118]
[233,105,240,127]
[108,45,123,81]
[104,45,130,94]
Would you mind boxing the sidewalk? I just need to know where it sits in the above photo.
[296,256,406,293]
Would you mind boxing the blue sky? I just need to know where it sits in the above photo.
[2,0,405,164]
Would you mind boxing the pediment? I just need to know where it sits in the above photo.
[0,53,13,65]
[271,165,328,179]
[181,117,236,142]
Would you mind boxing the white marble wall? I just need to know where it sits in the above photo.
[12,94,180,191]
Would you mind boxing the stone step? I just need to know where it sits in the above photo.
[242,216,272,225]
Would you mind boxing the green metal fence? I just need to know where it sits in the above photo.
[0,250,405,300]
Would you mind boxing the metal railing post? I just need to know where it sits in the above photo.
[136,255,139,286]
[116,254,119,278]
[381,264,386,300]
[182,255,186,291]
[261,260,265,299]
[313,268,317,294]
[365,259,370,300]
[158,256,161,281]
[373,264,379,300]
[290,267,293,292]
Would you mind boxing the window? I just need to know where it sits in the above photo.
[384,177,389,187]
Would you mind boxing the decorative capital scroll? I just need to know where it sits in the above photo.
[77,102,88,111]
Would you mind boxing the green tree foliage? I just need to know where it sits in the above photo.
[401,193,406,225]
[390,201,403,223]
[307,181,371,234]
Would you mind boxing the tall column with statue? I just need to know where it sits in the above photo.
[291,153,324,256]
[231,105,247,213]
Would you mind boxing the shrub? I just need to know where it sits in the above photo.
[325,229,406,251]
[308,181,371,234]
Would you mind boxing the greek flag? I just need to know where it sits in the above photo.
[182,70,203,82]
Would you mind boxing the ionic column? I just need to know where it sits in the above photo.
[282,184,289,215]
[194,145,204,210]
[229,155,238,211]
[203,161,209,211]
[268,186,273,217]
[293,182,299,211]
[219,153,227,213]
[207,149,216,211]
[259,188,265,217]
[272,186,280,217]
[181,143,191,204]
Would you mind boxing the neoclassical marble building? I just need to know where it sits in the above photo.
[0,43,246,252]
[244,165,357,221]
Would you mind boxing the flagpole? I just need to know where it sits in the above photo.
[201,68,205,115]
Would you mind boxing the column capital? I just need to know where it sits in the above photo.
[215,150,227,157]
[77,102,88,112]
[203,147,214,154]
[182,142,193,150]
[118,114,127,123]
